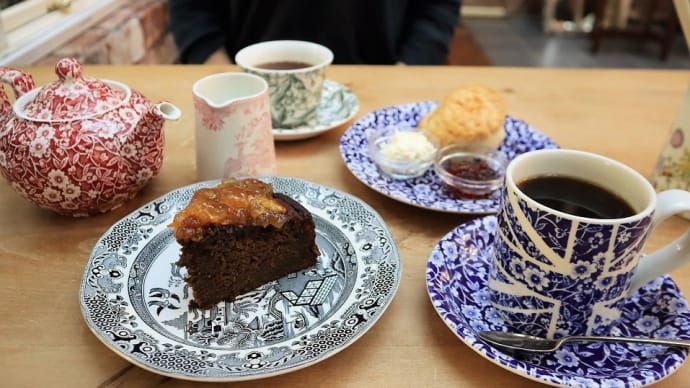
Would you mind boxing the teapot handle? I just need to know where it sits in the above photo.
[0,67,35,117]
[629,189,690,291]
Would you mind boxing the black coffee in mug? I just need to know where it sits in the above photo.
[517,175,636,219]
[256,61,312,70]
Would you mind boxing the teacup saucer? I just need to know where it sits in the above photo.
[273,80,359,141]
[426,216,690,387]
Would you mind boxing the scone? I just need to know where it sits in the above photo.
[419,84,506,149]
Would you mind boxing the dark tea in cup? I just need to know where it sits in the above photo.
[256,61,313,70]
[517,175,636,219]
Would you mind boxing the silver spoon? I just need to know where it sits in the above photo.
[479,331,690,353]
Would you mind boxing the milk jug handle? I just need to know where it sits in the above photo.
[630,189,690,291]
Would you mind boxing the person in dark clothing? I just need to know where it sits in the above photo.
[168,0,462,65]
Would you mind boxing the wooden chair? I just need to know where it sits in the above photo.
[590,0,680,60]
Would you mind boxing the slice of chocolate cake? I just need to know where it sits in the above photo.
[169,179,319,309]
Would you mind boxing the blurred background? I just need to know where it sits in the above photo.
[0,0,687,68]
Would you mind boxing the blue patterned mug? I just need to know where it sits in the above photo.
[489,149,690,338]
[235,40,333,129]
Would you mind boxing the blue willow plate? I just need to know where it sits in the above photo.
[340,101,559,214]
[79,177,401,381]
[273,80,359,141]
[426,216,690,387]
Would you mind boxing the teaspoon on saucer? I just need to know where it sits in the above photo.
[479,331,690,353]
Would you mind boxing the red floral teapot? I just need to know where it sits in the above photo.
[0,57,181,216]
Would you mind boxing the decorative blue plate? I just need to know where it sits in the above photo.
[80,177,401,381]
[340,101,558,214]
[426,216,690,387]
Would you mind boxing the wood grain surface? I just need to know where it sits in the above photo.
[1,65,689,387]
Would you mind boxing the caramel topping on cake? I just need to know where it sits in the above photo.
[170,179,287,241]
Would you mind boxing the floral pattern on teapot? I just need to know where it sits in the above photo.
[0,57,181,216]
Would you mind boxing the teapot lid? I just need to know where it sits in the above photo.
[21,57,126,121]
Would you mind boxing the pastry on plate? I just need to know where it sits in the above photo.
[419,84,506,149]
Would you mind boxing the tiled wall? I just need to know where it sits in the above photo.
[34,0,176,65]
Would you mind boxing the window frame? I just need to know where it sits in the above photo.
[0,0,118,65]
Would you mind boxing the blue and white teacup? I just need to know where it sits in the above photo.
[235,40,333,129]
[489,149,690,338]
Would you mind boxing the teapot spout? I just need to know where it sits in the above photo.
[148,101,182,122]
[0,68,35,118]
[138,101,181,139]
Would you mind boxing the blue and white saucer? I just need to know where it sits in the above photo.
[273,80,359,141]
[426,216,690,387]
[339,101,559,214]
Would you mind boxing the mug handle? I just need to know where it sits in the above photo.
[630,189,690,291]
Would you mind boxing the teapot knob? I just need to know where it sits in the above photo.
[55,57,82,81]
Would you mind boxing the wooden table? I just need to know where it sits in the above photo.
[1,65,689,387]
